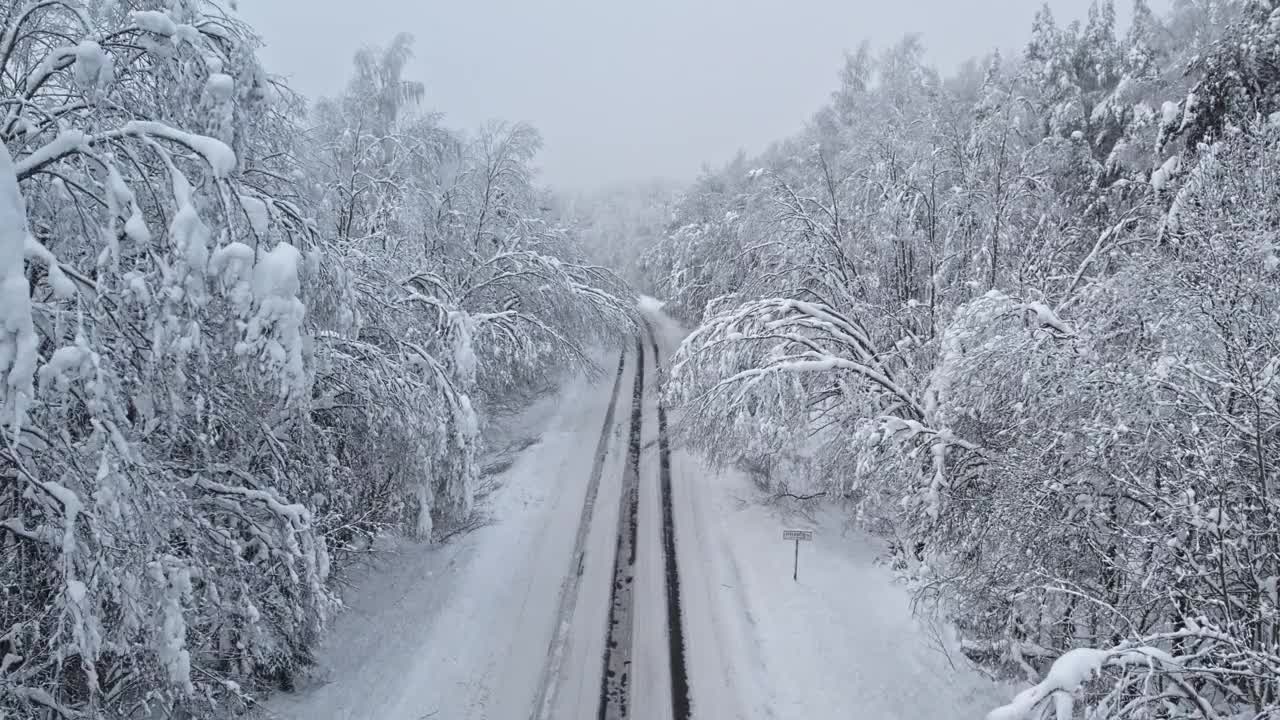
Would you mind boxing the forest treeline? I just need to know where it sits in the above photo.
[0,2,630,716]
[638,1,1280,717]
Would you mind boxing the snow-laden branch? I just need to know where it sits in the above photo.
[986,621,1280,720]
[675,297,922,418]
[0,2,90,77]
[15,121,237,180]
[988,646,1183,720]
[186,475,312,531]
[714,352,922,419]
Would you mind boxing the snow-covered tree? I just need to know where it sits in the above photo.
[1,1,332,715]
[1,11,633,717]
[648,2,1280,717]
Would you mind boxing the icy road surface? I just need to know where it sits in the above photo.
[263,307,1003,720]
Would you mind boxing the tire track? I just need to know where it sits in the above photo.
[530,350,628,720]
[598,335,646,720]
[646,322,692,720]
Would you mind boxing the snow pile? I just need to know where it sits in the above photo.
[64,577,102,692]
[212,242,309,401]
[209,241,256,315]
[252,241,303,304]
[122,270,152,305]
[0,142,38,436]
[124,120,237,177]
[104,164,150,260]
[166,166,211,307]
[239,195,270,237]
[1164,143,1219,234]
[205,72,234,102]
[1150,154,1181,190]
[1019,299,1072,335]
[42,480,83,554]
[37,342,96,394]
[204,72,236,144]
[24,235,77,298]
[148,561,195,695]
[12,129,87,184]
[72,40,113,93]
[448,310,478,387]
[130,10,178,37]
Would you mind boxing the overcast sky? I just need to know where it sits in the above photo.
[238,0,1154,190]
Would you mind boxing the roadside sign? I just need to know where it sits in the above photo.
[783,529,814,580]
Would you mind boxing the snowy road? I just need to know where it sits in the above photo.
[263,308,1004,720]
[547,324,692,720]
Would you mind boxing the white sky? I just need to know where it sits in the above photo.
[238,0,1156,190]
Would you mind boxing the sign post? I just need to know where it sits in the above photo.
[782,529,814,581]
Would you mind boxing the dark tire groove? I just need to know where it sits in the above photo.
[644,320,693,720]
[598,335,646,720]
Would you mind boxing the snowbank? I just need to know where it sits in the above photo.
[265,370,625,720]
[670,451,1005,719]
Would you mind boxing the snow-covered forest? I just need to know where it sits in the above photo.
[4,0,1280,718]
[641,1,1280,718]
[0,2,632,716]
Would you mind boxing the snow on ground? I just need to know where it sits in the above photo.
[671,454,1005,719]
[545,380,629,719]
[261,359,631,720]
